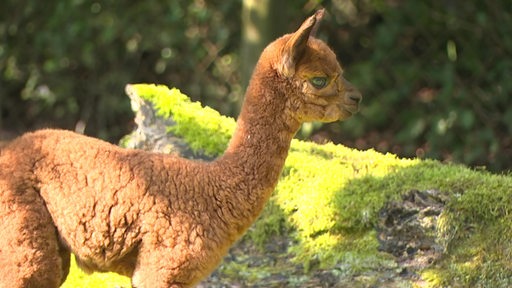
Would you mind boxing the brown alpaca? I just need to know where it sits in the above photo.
[0,10,361,288]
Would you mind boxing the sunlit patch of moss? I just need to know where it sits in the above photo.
[129,84,235,157]
[272,140,418,271]
[419,268,447,288]
[61,255,131,288]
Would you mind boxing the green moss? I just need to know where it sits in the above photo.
[130,84,235,157]
[61,255,131,288]
[218,259,273,285]
[68,83,512,286]
[422,215,512,287]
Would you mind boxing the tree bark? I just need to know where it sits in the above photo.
[240,0,287,109]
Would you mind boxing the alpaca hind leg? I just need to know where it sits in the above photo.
[0,185,69,288]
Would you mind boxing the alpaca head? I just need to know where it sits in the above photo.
[263,9,362,124]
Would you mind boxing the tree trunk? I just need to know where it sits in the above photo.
[240,0,287,109]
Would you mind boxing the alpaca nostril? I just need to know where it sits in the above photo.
[349,92,362,104]
[341,78,362,104]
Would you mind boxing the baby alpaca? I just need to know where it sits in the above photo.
[0,10,361,288]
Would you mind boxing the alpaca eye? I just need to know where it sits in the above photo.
[309,77,328,89]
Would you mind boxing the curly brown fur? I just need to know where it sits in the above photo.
[0,10,361,288]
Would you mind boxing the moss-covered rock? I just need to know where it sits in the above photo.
[67,83,512,287]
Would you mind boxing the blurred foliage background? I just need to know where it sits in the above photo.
[1,0,511,171]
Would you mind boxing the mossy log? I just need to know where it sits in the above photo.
[66,84,512,287]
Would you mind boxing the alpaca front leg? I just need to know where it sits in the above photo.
[131,246,195,288]
[131,266,189,288]
[0,185,70,288]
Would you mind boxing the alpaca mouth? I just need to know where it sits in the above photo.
[342,103,360,114]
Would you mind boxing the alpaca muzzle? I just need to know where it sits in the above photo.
[342,78,362,114]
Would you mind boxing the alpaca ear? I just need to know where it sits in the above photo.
[309,9,324,37]
[279,9,325,78]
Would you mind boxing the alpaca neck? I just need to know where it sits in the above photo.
[213,76,300,231]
